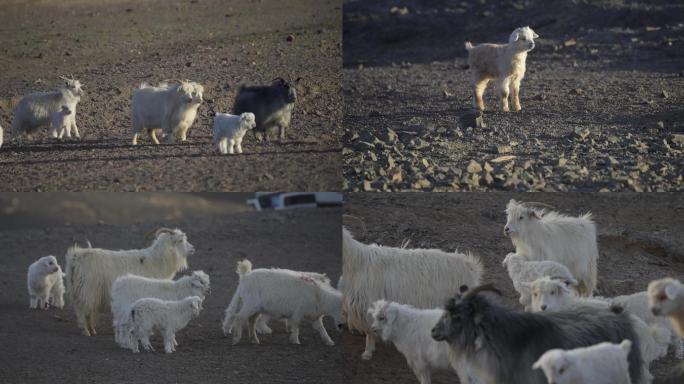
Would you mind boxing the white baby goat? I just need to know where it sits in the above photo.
[213,112,256,154]
[27,255,65,310]
[465,26,539,112]
[533,340,633,384]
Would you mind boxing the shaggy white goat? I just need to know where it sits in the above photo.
[111,270,210,347]
[368,300,480,384]
[649,278,684,342]
[49,105,73,139]
[223,259,344,346]
[213,112,256,154]
[27,255,65,310]
[342,227,483,360]
[527,276,671,381]
[502,252,576,310]
[12,77,83,139]
[529,276,684,359]
[465,26,538,112]
[65,228,194,336]
[131,81,203,145]
[504,199,598,296]
[532,340,633,384]
[123,296,203,353]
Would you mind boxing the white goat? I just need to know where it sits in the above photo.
[111,270,210,347]
[131,81,203,145]
[465,26,539,112]
[649,278,684,343]
[532,340,633,384]
[504,199,598,296]
[527,277,671,381]
[368,300,479,384]
[27,255,65,310]
[342,227,483,360]
[502,252,576,310]
[49,105,73,139]
[65,228,194,336]
[12,77,83,139]
[223,259,344,346]
[213,112,256,154]
[123,296,203,353]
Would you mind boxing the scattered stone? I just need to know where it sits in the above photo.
[570,88,583,95]
[362,180,373,191]
[443,89,454,98]
[467,160,482,174]
[496,144,512,154]
[661,90,669,99]
[574,127,591,140]
[672,134,684,145]
[491,155,516,163]
[484,162,494,173]
[390,6,409,15]
[558,157,567,167]
[378,128,398,143]
[413,178,431,189]
[645,26,661,32]
[286,35,295,42]
[389,168,403,183]
[563,38,577,47]
[656,121,665,129]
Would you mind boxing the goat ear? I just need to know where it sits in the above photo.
[532,359,542,370]
[510,30,520,42]
[533,31,539,39]
[665,283,681,300]
[294,77,302,83]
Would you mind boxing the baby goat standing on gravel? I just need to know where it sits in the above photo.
[49,106,73,139]
[124,296,203,354]
[27,255,65,310]
[213,112,256,154]
[465,26,539,112]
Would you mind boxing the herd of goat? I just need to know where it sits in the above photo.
[0,75,300,152]
[24,200,684,384]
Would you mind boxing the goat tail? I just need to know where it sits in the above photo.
[236,259,252,277]
[465,41,474,51]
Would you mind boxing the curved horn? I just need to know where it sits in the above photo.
[342,215,367,237]
[144,227,176,242]
[463,284,503,300]
[521,202,555,211]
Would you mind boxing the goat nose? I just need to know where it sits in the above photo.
[541,305,547,311]
[651,307,660,315]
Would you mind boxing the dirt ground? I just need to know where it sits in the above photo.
[0,193,343,383]
[0,0,342,191]
[343,0,684,192]
[343,193,684,383]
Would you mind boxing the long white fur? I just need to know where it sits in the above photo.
[27,255,65,310]
[213,112,256,154]
[502,252,576,310]
[368,300,480,384]
[532,340,633,384]
[505,199,598,296]
[65,228,194,336]
[123,296,203,353]
[526,277,671,381]
[222,259,344,346]
[12,78,83,139]
[111,270,210,347]
[131,81,203,145]
[342,227,483,360]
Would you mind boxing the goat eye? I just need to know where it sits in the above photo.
[550,291,555,295]
[378,316,385,321]
[659,294,667,301]
[559,367,565,374]
[519,216,524,220]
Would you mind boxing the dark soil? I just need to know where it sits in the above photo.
[0,193,343,383]
[343,0,684,192]
[0,0,342,191]
[343,192,684,382]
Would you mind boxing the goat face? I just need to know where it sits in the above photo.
[509,26,538,52]
[529,279,574,312]
[167,230,195,257]
[62,78,84,97]
[368,300,396,341]
[273,77,298,104]
[431,296,479,348]
[191,271,211,296]
[649,278,682,316]
[41,255,60,274]
[504,199,542,237]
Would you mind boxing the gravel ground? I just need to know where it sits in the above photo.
[343,192,684,383]
[343,0,684,191]
[0,193,343,383]
[0,0,342,191]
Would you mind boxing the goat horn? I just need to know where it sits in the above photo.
[342,215,367,237]
[462,283,503,300]
[521,202,555,211]
[144,227,175,242]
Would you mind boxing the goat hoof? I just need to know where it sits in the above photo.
[361,351,372,360]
